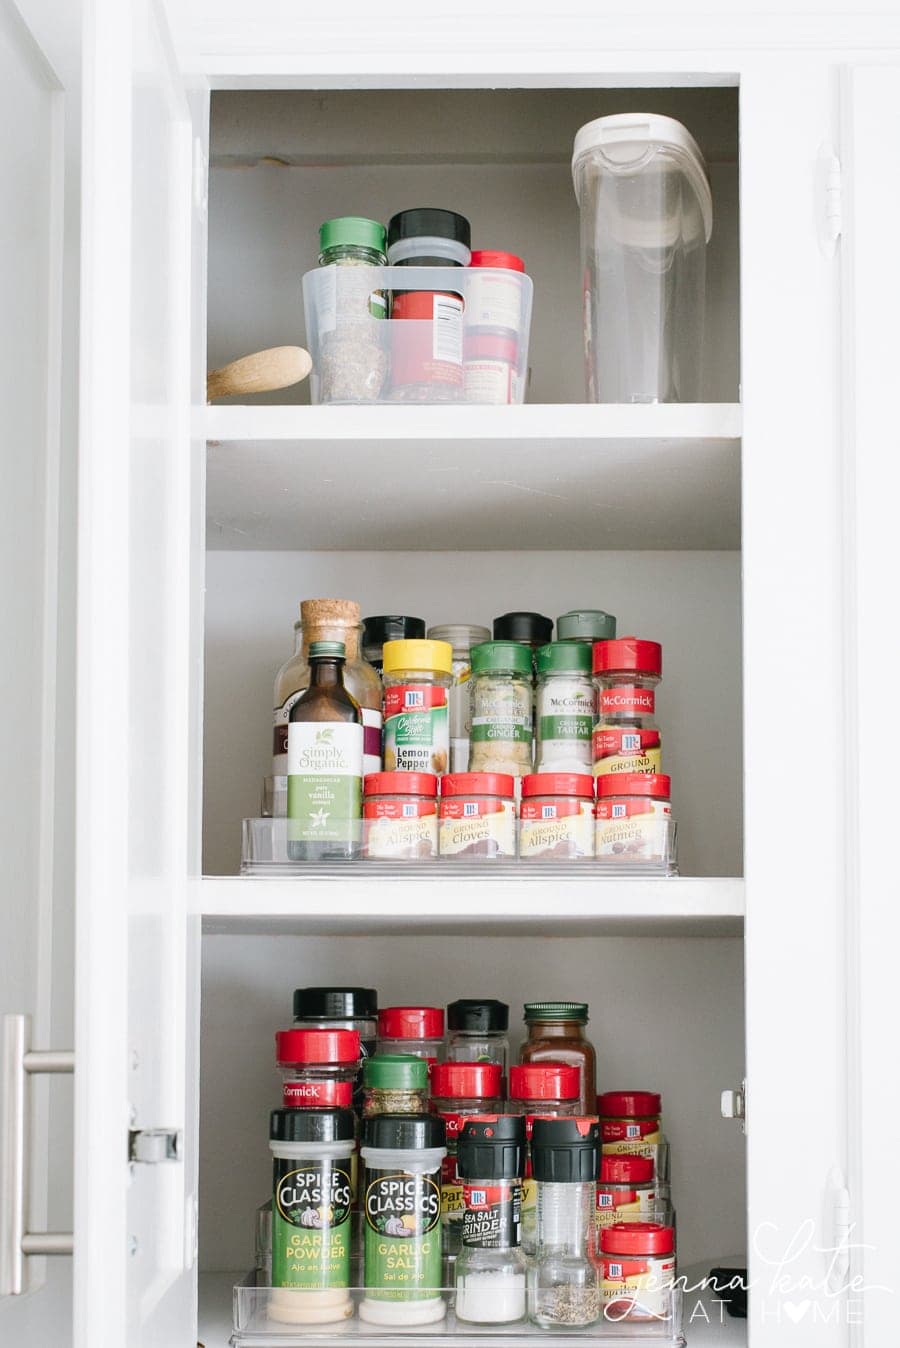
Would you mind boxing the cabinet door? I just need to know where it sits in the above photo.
[76,0,202,1343]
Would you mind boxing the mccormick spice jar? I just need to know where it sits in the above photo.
[535,643,594,772]
[466,250,527,332]
[595,774,673,864]
[595,1155,658,1230]
[316,216,389,404]
[362,615,426,672]
[520,1003,597,1114]
[557,609,617,644]
[430,1061,503,1256]
[426,624,491,773]
[468,643,534,777]
[598,1090,667,1184]
[387,208,471,403]
[275,1029,360,1109]
[382,639,453,776]
[596,1221,677,1322]
[508,1062,580,1255]
[592,636,662,776]
[464,330,519,404]
[439,773,517,859]
[519,774,595,860]
[292,987,378,1114]
[362,772,438,859]
[454,1115,528,1325]
[446,999,509,1077]
[362,1054,429,1117]
[377,1006,444,1071]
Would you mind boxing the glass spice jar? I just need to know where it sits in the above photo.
[595,1155,658,1230]
[595,773,674,865]
[528,1117,601,1329]
[376,1006,445,1071]
[596,1220,677,1323]
[454,1114,528,1324]
[362,1054,429,1117]
[292,987,378,1115]
[430,1061,504,1257]
[439,773,517,860]
[557,609,617,644]
[508,1062,580,1256]
[362,771,438,860]
[387,208,472,403]
[446,1000,509,1077]
[520,1003,597,1115]
[316,216,389,404]
[592,636,663,777]
[382,639,453,776]
[426,624,492,772]
[468,642,534,777]
[518,773,595,860]
[598,1090,667,1189]
[362,615,426,673]
[275,1028,361,1109]
[535,643,594,773]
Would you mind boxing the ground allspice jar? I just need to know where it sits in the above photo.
[362,771,438,859]
[520,1002,598,1114]
[592,636,663,776]
[519,773,595,859]
[596,1220,677,1322]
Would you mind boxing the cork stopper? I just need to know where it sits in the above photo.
[299,599,362,660]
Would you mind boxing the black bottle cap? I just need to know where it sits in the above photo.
[293,987,378,1020]
[362,616,427,647]
[270,1107,356,1144]
[362,1113,446,1151]
[531,1117,599,1182]
[447,999,509,1033]
[457,1114,525,1181]
[387,208,471,250]
[493,611,554,645]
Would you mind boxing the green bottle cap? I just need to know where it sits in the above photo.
[309,640,346,659]
[319,216,387,256]
[557,610,617,641]
[363,1054,428,1090]
[536,641,592,675]
[524,1001,589,1023]
[470,641,533,676]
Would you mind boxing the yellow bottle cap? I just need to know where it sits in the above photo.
[382,639,453,675]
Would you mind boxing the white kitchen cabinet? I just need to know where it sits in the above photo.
[2,3,896,1347]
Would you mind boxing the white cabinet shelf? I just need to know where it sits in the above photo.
[205,404,741,551]
[197,875,744,936]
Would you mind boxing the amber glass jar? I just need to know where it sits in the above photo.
[519,1003,597,1114]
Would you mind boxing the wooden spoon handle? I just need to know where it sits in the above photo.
[207,345,312,401]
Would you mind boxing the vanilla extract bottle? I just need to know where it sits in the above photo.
[287,641,363,861]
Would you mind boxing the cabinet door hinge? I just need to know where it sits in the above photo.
[128,1128,183,1164]
[818,145,843,258]
[720,1078,747,1134]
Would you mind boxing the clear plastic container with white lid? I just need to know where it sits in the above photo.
[572,113,713,404]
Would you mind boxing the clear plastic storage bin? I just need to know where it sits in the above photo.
[572,114,713,404]
[302,266,533,406]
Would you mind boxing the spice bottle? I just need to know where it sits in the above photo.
[598,1090,667,1187]
[362,1054,429,1117]
[287,642,363,861]
[426,624,491,772]
[520,1003,597,1114]
[519,773,595,860]
[508,1062,580,1256]
[382,639,453,775]
[439,773,517,860]
[292,987,378,1115]
[274,599,383,781]
[468,641,534,776]
[316,216,389,404]
[535,642,594,772]
[592,636,662,776]
[268,1107,356,1325]
[595,1154,658,1229]
[387,208,472,403]
[446,1000,509,1078]
[360,1114,447,1325]
[595,773,674,865]
[275,1028,360,1109]
[597,1220,677,1322]
[529,1117,601,1329]
[376,1006,445,1071]
[455,1115,528,1324]
[466,250,527,331]
[557,609,617,643]
[492,611,554,651]
[362,771,439,860]
[430,1062,504,1257]
[361,615,426,672]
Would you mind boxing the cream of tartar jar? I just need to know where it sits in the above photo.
[594,773,673,863]
[362,771,438,860]
[518,773,595,860]
[438,773,516,859]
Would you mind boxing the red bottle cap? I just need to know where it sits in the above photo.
[431,1061,503,1099]
[469,250,526,272]
[275,1028,360,1065]
[378,1006,444,1039]
[600,1221,675,1256]
[592,637,662,676]
[596,774,671,800]
[364,771,438,796]
[522,773,595,799]
[509,1062,581,1101]
[440,773,516,798]
[600,1155,655,1184]
[598,1090,662,1117]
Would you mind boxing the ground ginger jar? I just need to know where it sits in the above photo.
[592,636,662,776]
[362,772,438,859]
[468,641,534,777]
[519,773,595,859]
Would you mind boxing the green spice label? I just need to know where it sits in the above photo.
[539,714,592,742]
[287,722,362,842]
[364,1168,442,1300]
[383,685,449,775]
[470,715,532,744]
[272,1157,352,1290]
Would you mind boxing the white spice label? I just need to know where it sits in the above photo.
[432,295,464,364]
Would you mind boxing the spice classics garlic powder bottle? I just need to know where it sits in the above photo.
[287,641,363,861]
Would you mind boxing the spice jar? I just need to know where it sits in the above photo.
[595,774,674,864]
[595,1155,658,1229]
[268,1107,356,1325]
[520,1003,597,1114]
[557,609,617,643]
[519,774,595,860]
[427,623,491,772]
[316,216,389,404]
[464,330,520,404]
[509,1062,580,1256]
[292,987,378,1114]
[376,1006,444,1070]
[362,615,426,672]
[492,611,554,651]
[446,1000,509,1077]
[382,639,453,776]
[431,1061,504,1257]
[362,772,438,860]
[597,1221,677,1322]
[275,1029,360,1109]
[362,1054,429,1117]
[466,250,527,332]
[468,642,534,776]
[528,1117,601,1329]
[598,1090,667,1187]
[455,1115,528,1324]
[387,208,471,403]
[592,636,662,776]
[439,773,517,859]
[535,643,594,773]
[360,1113,447,1325]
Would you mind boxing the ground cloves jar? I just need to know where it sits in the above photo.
[438,773,517,859]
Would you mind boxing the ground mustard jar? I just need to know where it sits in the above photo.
[592,637,662,776]
[519,773,595,860]
[382,639,453,776]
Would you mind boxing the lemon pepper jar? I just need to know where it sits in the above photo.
[592,636,662,776]
[382,639,453,776]
[468,642,534,776]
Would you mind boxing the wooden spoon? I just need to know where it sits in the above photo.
[207,345,312,401]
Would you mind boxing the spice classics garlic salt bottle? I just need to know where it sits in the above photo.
[455,1115,528,1324]
[287,642,363,861]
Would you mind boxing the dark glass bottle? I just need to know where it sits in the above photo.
[287,641,363,861]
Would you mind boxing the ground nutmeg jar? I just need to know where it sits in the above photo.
[595,773,673,864]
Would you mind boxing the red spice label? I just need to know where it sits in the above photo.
[440,798,508,819]
[599,687,656,716]
[601,1118,661,1143]
[363,799,437,819]
[282,1079,353,1108]
[437,1111,468,1139]
[593,727,661,758]
[391,293,464,390]
[384,685,448,716]
[596,799,670,820]
[520,799,588,820]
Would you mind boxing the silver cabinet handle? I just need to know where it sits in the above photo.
[1,1014,74,1295]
